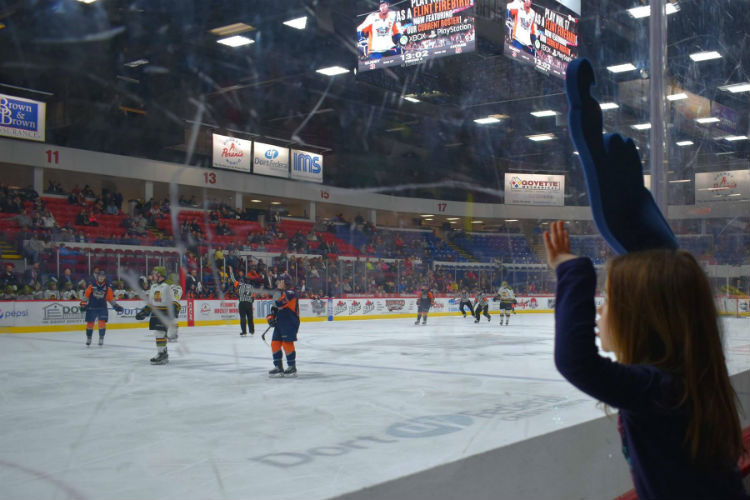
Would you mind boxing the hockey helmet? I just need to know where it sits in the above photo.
[96,270,106,282]
[153,266,167,279]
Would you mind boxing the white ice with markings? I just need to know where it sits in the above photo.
[1,315,748,499]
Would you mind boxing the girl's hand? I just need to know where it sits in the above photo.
[543,221,578,270]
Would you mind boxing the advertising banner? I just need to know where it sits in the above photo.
[695,169,750,202]
[0,94,46,142]
[504,173,565,206]
[290,149,324,183]
[252,142,290,178]
[212,134,251,172]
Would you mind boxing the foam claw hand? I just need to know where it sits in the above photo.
[565,58,678,254]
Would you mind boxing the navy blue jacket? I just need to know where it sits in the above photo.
[554,257,746,500]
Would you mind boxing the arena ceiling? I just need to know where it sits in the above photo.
[0,0,747,204]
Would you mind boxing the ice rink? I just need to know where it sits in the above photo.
[1,314,748,500]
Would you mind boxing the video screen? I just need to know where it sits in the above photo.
[357,0,476,72]
[502,0,578,78]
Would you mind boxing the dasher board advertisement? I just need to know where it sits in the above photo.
[253,142,290,178]
[695,170,750,202]
[212,134,251,172]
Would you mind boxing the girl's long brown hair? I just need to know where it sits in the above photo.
[605,249,744,466]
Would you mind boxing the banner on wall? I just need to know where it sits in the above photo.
[212,134,252,172]
[290,149,323,183]
[0,94,46,142]
[695,169,750,202]
[504,173,565,206]
[252,142,290,178]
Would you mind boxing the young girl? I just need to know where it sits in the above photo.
[544,220,747,499]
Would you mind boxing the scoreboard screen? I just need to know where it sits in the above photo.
[502,0,578,78]
[357,0,476,72]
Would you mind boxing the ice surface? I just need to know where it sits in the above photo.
[1,315,748,499]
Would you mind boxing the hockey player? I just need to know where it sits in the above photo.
[357,0,403,61]
[80,271,124,346]
[497,281,516,326]
[454,287,474,318]
[269,275,300,377]
[474,290,492,323]
[509,0,537,56]
[135,266,176,364]
[415,284,434,325]
[167,280,182,342]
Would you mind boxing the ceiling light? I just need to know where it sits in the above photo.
[474,117,501,124]
[76,0,98,4]
[719,82,750,93]
[446,217,460,220]
[504,219,519,222]
[666,93,687,101]
[316,66,349,76]
[599,102,619,110]
[424,219,433,221]
[530,110,557,117]
[689,51,722,62]
[403,96,421,103]
[725,135,748,141]
[607,63,636,73]
[527,133,555,141]
[471,220,483,224]
[668,179,691,184]
[420,214,433,217]
[695,117,719,124]
[627,3,680,18]
[675,140,693,146]
[217,35,254,47]
[449,221,457,224]
[250,199,262,203]
[283,16,308,30]
[631,123,651,130]
[210,23,255,36]
[124,59,149,68]
[572,151,579,155]
[271,201,282,205]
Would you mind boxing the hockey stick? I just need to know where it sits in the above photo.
[260,324,273,345]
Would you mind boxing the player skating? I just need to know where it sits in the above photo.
[496,281,516,325]
[454,287,474,318]
[135,266,177,364]
[268,276,300,377]
[80,270,123,346]
[508,0,537,56]
[414,284,435,325]
[473,289,492,323]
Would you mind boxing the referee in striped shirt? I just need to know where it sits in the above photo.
[231,267,256,336]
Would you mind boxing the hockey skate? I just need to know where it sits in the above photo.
[487,315,491,322]
[269,366,284,377]
[98,336,104,346]
[283,366,297,376]
[474,317,480,323]
[150,351,169,365]
[240,331,247,336]
[414,319,420,325]
[422,320,426,325]
[505,318,509,325]
[86,336,92,346]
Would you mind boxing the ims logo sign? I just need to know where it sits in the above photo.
[292,151,321,174]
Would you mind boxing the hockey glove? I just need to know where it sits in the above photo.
[113,304,124,313]
[172,301,181,315]
[79,301,87,312]
[135,306,150,321]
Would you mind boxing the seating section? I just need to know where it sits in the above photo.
[452,233,538,263]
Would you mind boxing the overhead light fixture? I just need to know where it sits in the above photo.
[217,35,254,47]
[689,51,722,62]
[449,221,458,224]
[631,123,651,130]
[76,0,99,4]
[283,16,308,30]
[530,110,557,117]
[666,93,687,101]
[627,3,680,18]
[719,82,750,93]
[695,117,719,124]
[316,66,349,76]
[424,218,433,222]
[527,133,555,141]
[599,102,619,110]
[403,96,421,103]
[607,63,636,73]
[725,135,748,141]
[250,199,262,203]
[446,217,460,221]
[124,58,149,68]
[420,214,433,217]
[210,23,255,36]
[572,151,580,155]
[504,219,519,222]
[471,220,483,224]
[668,179,691,184]
[474,117,501,124]
[676,140,693,146]
[271,201,282,205]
